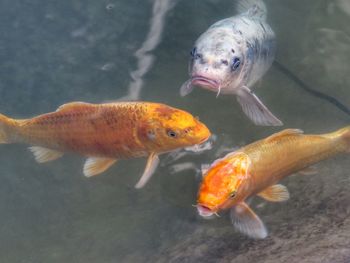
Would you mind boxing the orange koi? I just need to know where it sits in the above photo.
[0,101,211,188]
[197,127,350,238]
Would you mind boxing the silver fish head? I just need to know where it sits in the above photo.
[188,29,245,94]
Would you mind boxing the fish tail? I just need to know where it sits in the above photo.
[327,126,350,153]
[0,113,18,143]
[235,0,267,20]
[339,126,350,152]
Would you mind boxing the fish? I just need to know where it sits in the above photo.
[180,0,282,126]
[0,101,211,188]
[196,126,350,238]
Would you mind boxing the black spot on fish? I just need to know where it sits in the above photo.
[190,47,202,61]
[231,49,235,53]
[221,59,229,66]
[190,47,197,57]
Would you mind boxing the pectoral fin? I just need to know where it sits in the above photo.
[83,157,117,177]
[236,86,282,126]
[135,152,160,189]
[230,202,267,239]
[180,80,194,97]
[29,146,63,163]
[257,184,290,202]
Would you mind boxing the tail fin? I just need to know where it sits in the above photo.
[329,126,350,153]
[339,126,350,152]
[235,0,267,20]
[0,113,17,143]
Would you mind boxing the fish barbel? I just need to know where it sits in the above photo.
[0,101,211,188]
[197,126,350,238]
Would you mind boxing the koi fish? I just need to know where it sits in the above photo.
[0,101,211,188]
[196,126,350,238]
[181,0,282,126]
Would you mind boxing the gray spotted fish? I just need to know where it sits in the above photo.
[181,0,282,126]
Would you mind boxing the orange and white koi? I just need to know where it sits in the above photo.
[0,101,211,188]
[197,127,350,238]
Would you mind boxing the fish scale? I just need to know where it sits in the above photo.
[244,134,339,194]
[16,103,148,157]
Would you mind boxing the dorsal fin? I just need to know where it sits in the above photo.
[56,102,93,112]
[265,129,304,143]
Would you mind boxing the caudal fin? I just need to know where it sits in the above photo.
[339,126,350,152]
[0,113,17,143]
[328,126,350,153]
[235,0,267,20]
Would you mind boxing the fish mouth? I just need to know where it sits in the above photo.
[185,137,212,153]
[197,204,215,218]
[199,137,209,144]
[199,133,211,144]
[191,75,220,89]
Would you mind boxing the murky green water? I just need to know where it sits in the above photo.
[0,0,349,262]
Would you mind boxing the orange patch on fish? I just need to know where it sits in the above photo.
[198,152,250,211]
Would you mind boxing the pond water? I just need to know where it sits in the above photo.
[0,0,349,262]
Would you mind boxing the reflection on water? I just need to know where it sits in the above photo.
[122,0,175,101]
[0,0,349,262]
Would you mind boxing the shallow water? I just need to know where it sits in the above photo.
[0,0,349,262]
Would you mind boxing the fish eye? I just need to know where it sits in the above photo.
[167,130,177,138]
[221,59,229,66]
[229,191,237,198]
[231,57,241,71]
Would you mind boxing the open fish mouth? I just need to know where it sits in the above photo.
[196,204,215,218]
[191,75,220,89]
